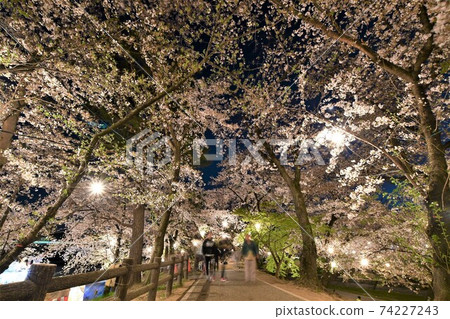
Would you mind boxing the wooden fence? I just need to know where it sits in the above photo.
[0,254,190,301]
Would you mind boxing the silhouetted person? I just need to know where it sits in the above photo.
[202,231,218,281]
[242,234,258,282]
[218,237,233,281]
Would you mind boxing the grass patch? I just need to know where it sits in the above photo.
[157,282,181,291]
[92,291,114,301]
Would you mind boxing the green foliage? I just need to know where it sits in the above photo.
[0,48,18,66]
[265,255,300,279]
[382,178,423,210]
[441,59,450,74]
[234,208,303,278]
[36,105,83,137]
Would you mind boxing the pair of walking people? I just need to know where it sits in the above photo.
[202,232,258,283]
[202,231,230,281]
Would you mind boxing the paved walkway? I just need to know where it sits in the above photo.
[181,269,337,301]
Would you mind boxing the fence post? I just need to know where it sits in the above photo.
[147,257,161,301]
[165,256,176,297]
[26,263,56,300]
[115,258,133,301]
[177,255,184,287]
[184,255,189,280]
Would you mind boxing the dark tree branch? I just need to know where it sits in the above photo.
[270,0,415,83]
[0,207,11,233]
[412,5,435,75]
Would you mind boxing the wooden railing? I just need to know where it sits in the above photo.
[0,254,190,301]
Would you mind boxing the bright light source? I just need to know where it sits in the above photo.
[89,180,105,195]
[222,220,229,228]
[327,129,346,145]
[360,258,369,267]
[352,250,356,254]
[267,252,271,256]
[255,223,261,231]
[318,128,346,146]
[192,240,200,247]
[385,263,390,268]
[330,261,337,268]
[327,247,334,254]
[180,249,185,254]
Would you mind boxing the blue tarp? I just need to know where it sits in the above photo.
[83,281,106,300]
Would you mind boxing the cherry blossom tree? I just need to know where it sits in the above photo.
[0,0,240,273]
[0,0,447,300]
[263,0,448,299]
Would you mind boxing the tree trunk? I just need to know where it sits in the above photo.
[262,141,320,286]
[0,207,11,232]
[275,262,281,278]
[114,226,123,261]
[164,244,169,260]
[0,182,21,234]
[290,183,319,286]
[0,176,83,274]
[150,124,182,262]
[128,204,145,284]
[412,83,450,300]
[151,209,172,261]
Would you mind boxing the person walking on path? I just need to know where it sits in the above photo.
[218,237,234,281]
[242,234,258,282]
[202,231,219,281]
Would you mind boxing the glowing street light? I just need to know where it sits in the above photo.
[360,258,369,267]
[89,180,105,195]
